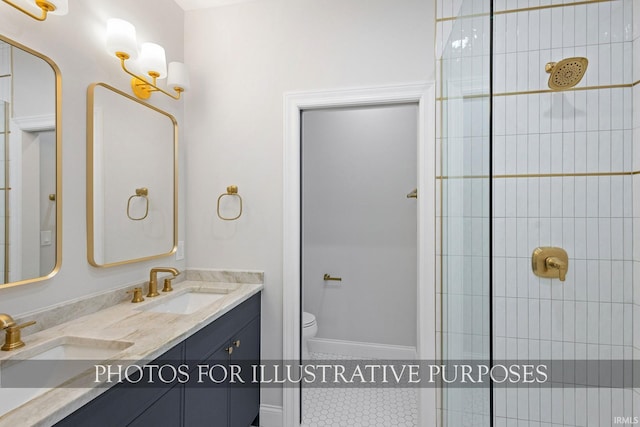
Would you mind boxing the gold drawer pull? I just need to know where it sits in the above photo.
[323,274,342,281]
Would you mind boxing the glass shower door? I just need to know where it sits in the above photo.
[439,0,492,425]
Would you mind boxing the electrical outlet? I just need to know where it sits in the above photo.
[176,240,184,260]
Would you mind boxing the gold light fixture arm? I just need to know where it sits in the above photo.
[1,0,55,21]
[118,56,184,100]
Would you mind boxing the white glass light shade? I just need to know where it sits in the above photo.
[139,42,167,79]
[167,62,190,91]
[48,0,68,15]
[106,19,138,60]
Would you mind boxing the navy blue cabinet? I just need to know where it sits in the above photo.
[128,384,183,427]
[229,317,260,427]
[56,293,261,427]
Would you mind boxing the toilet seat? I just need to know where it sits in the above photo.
[303,312,316,328]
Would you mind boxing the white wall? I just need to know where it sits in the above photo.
[0,0,185,312]
[184,0,434,408]
[302,104,417,347]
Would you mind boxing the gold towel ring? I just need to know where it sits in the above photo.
[217,185,243,221]
[127,187,149,221]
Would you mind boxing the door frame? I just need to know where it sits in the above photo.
[283,82,436,426]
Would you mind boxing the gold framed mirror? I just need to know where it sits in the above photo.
[87,83,177,268]
[0,34,62,288]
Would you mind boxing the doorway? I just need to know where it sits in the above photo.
[282,82,436,426]
[301,103,418,424]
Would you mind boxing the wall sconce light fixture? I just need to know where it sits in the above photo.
[1,0,67,21]
[106,18,190,100]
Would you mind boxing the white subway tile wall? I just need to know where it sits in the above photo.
[438,0,638,425]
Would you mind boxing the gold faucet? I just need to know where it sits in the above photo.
[0,314,36,351]
[148,267,180,297]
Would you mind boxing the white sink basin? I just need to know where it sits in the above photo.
[0,336,133,416]
[139,290,227,315]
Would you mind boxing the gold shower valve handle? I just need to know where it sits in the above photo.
[532,247,569,282]
[545,257,567,281]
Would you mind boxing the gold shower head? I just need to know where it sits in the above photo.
[545,57,588,90]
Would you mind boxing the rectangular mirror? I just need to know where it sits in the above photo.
[87,83,177,267]
[0,34,61,287]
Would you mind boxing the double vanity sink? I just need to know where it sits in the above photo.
[139,288,228,315]
[0,336,134,416]
[0,278,262,426]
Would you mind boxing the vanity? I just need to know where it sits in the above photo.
[56,292,260,427]
[0,20,262,427]
[0,279,262,427]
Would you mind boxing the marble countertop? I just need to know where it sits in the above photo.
[0,280,263,427]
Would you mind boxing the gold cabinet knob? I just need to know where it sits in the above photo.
[226,346,234,355]
[233,339,241,348]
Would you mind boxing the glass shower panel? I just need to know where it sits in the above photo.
[438,0,491,425]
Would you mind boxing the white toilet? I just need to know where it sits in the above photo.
[302,312,317,360]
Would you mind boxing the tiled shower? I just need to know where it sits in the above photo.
[437,0,639,425]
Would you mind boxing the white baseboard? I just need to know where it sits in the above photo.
[308,338,417,360]
[259,404,283,427]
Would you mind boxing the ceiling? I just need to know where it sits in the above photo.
[173,0,261,10]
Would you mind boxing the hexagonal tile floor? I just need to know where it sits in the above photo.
[301,352,418,427]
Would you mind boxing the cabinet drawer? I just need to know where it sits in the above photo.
[185,293,260,364]
[55,343,184,427]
